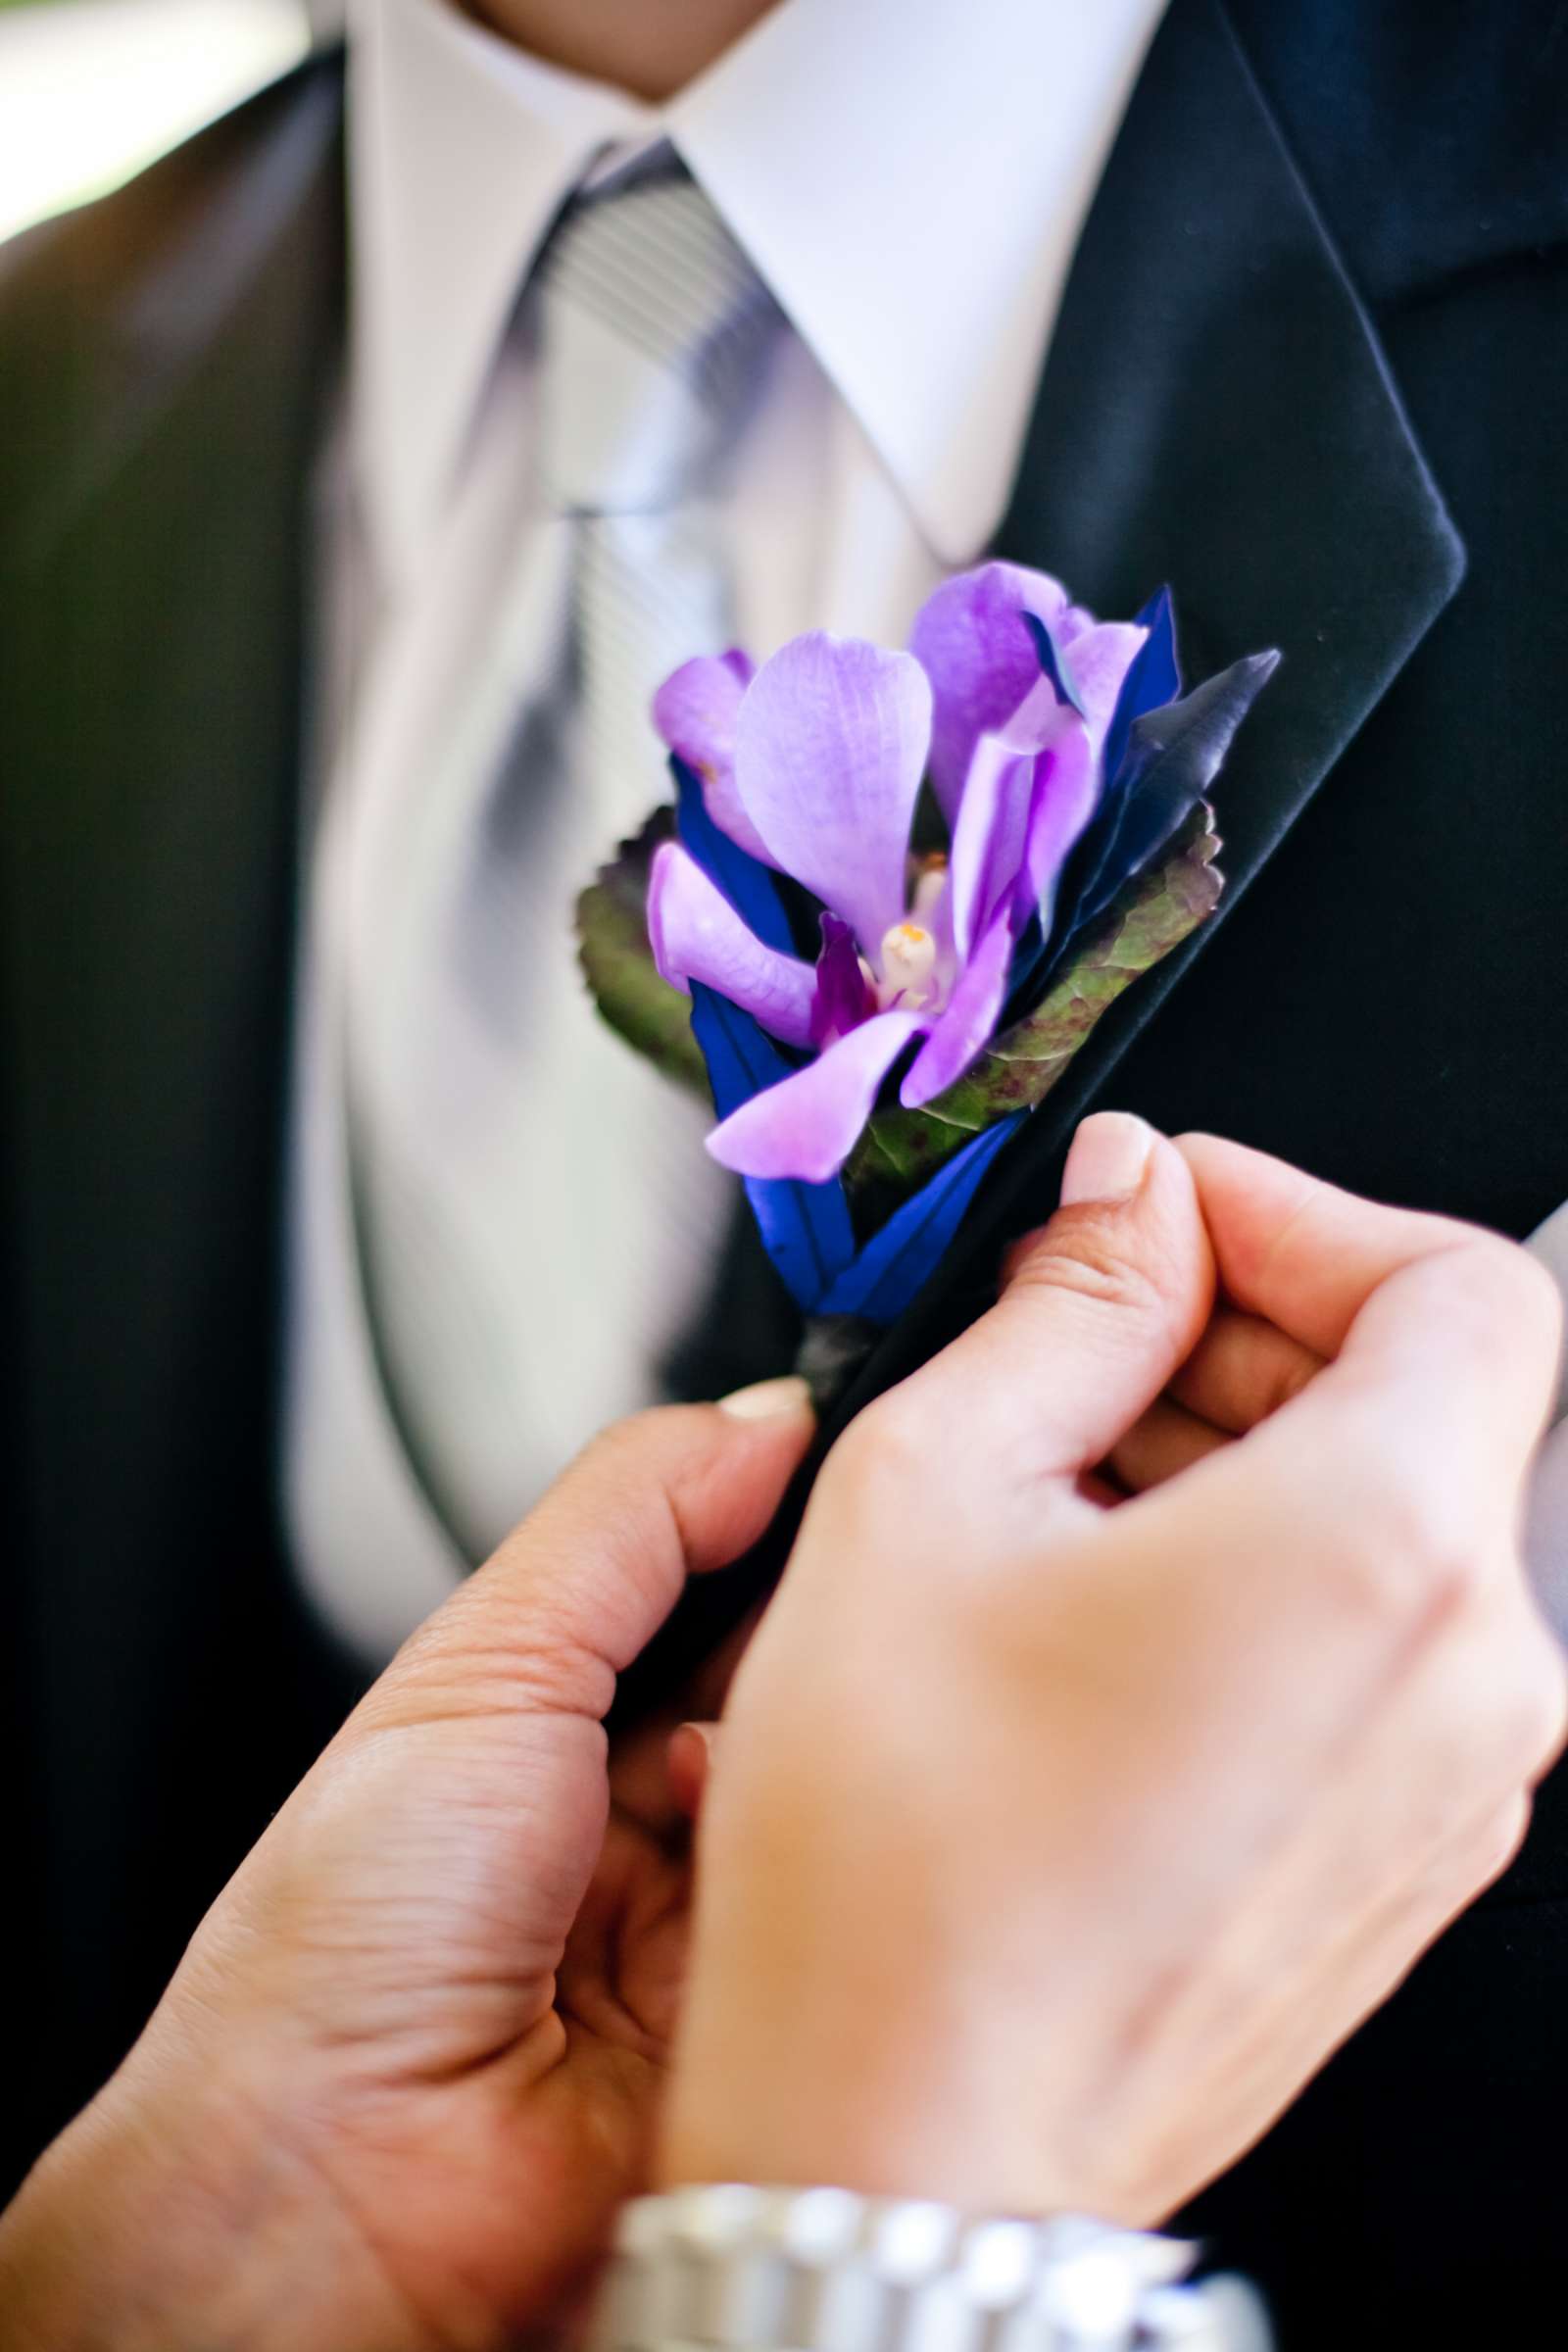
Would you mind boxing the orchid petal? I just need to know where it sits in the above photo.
[909,562,1076,822]
[706,1008,926,1182]
[948,731,1040,963]
[653,654,747,774]
[926,865,956,968]
[899,912,1014,1107]
[732,633,931,953]
[1054,600,1101,648]
[648,842,817,1050]
[1023,719,1100,936]
[1054,620,1148,740]
[654,654,774,862]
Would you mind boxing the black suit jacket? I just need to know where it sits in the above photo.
[2,3,1565,2334]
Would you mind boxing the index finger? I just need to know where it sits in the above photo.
[1177,1133,1562,1488]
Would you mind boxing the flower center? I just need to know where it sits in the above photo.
[876,920,938,1009]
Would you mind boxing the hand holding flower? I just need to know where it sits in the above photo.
[662,1126,1567,2224]
[4,1132,1559,2352]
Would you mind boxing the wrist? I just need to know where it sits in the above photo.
[659,1900,1107,2219]
[662,1762,1162,2225]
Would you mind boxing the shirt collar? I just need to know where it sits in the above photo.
[351,0,1169,589]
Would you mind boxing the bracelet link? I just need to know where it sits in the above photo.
[592,2187,1272,2352]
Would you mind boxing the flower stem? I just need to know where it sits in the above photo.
[793,1314,883,1415]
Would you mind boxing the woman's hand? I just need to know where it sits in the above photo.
[662,1121,1567,2227]
[0,1388,815,2352]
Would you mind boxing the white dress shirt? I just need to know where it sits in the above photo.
[281,0,1175,1662]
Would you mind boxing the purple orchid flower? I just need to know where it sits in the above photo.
[647,563,1148,1184]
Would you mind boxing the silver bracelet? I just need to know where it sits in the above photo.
[588,2185,1271,2352]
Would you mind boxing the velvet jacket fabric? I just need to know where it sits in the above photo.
[1,2,1564,2333]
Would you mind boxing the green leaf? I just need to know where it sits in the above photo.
[575,808,710,1100]
[843,807,1224,1216]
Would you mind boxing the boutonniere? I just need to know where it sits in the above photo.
[578,562,1276,1391]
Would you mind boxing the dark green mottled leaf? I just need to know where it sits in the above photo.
[575,808,710,1099]
[843,806,1224,1216]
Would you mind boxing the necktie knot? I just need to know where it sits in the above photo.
[534,157,783,516]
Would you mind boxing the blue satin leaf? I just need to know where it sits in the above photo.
[1020,611,1086,717]
[688,976,793,1119]
[672,756,797,956]
[1071,651,1280,939]
[818,1113,1024,1325]
[689,982,857,1311]
[1015,594,1177,975]
[1101,585,1182,800]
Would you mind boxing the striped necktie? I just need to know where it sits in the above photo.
[538,156,787,822]
[349,156,788,1561]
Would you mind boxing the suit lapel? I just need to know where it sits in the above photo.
[0,58,346,2056]
[617,0,1468,1708]
[842,0,1467,1399]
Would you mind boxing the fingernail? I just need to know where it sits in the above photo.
[1060,1111,1155,1206]
[717,1373,814,1421]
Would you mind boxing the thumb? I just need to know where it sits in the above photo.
[911,1112,1214,1483]
[370,1381,815,1731]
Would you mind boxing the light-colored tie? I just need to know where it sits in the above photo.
[350,157,786,1561]
[538,159,787,816]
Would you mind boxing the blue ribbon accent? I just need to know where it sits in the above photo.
[818,1114,1024,1325]
[689,983,858,1311]
[1070,650,1280,938]
[672,756,798,956]
[1021,611,1086,716]
[1101,585,1182,802]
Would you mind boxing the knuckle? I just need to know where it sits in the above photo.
[836,1386,929,1494]
[1328,1445,1486,1626]
[1425,1592,1568,1800]
[1501,1633,1568,1780]
[1463,1795,1533,1895]
[1442,1232,1562,1392]
[574,1402,696,1480]
[1479,1232,1561,1337]
[1011,1215,1181,1329]
[1507,1249,1566,1383]
[556,1405,717,1561]
[563,1418,647,1515]
[572,1409,648,1479]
